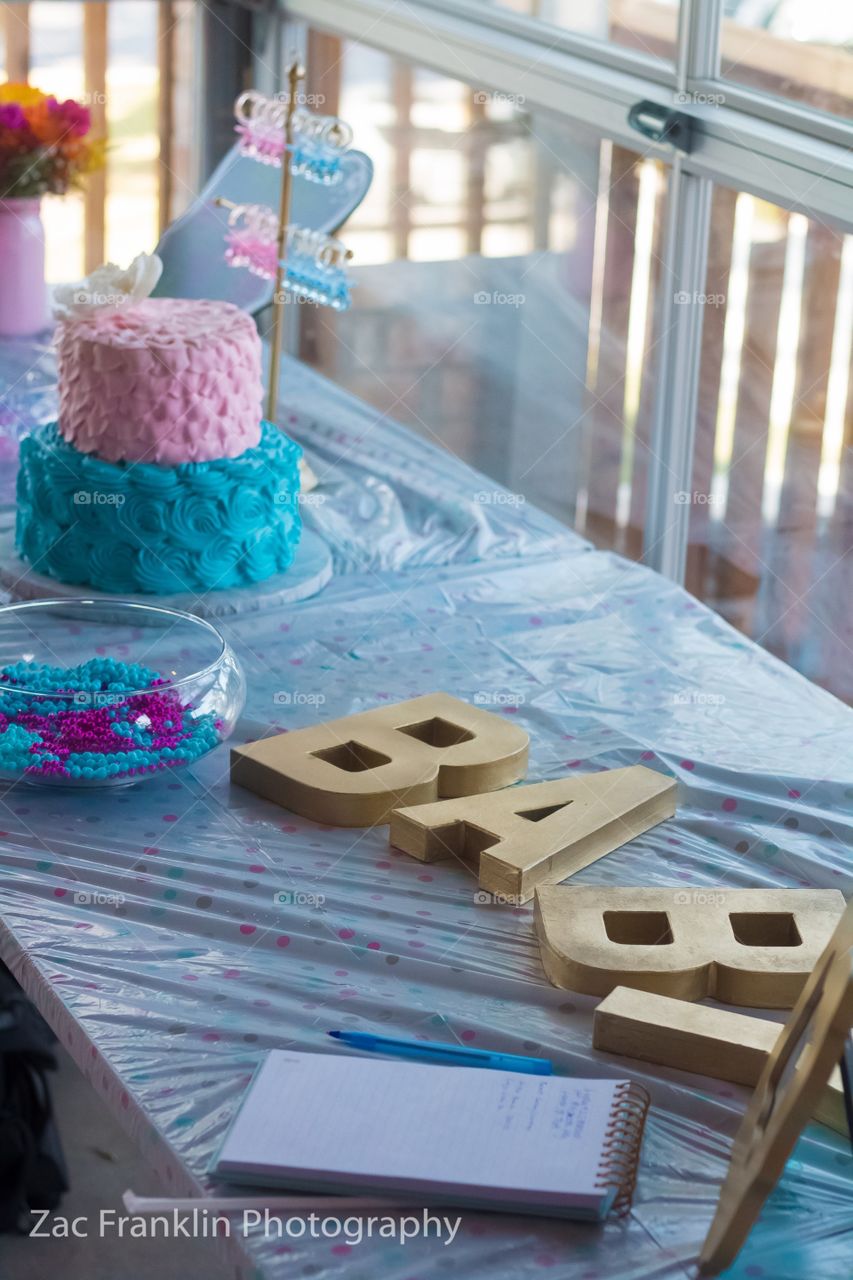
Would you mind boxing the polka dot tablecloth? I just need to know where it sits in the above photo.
[1,346,852,1280]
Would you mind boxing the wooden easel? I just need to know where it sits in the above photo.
[699,900,853,1274]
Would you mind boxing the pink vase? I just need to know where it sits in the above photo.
[0,199,50,337]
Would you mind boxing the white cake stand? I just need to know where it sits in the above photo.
[0,525,333,619]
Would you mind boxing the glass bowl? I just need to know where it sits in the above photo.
[0,598,246,786]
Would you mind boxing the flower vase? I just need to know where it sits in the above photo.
[0,199,50,337]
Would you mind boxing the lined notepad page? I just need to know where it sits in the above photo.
[215,1051,626,1214]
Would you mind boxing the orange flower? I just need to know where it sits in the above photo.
[26,97,67,146]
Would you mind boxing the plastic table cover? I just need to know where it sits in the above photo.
[1,341,852,1280]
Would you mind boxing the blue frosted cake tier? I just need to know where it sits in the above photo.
[16,420,302,594]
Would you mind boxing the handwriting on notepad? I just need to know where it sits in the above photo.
[493,1078,593,1140]
[552,1087,591,1140]
[497,1077,542,1131]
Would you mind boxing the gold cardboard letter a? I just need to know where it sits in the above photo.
[390,766,675,903]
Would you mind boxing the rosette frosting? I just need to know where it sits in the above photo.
[17,420,302,595]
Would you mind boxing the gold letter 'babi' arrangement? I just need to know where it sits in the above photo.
[233,691,851,1269]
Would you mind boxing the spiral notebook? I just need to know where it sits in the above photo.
[212,1050,649,1219]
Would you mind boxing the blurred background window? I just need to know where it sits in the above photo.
[295,30,853,701]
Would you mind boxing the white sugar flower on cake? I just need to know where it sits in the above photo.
[53,253,163,320]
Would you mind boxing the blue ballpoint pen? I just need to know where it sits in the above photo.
[328,1029,553,1075]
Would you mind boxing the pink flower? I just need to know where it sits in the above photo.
[0,103,28,132]
[48,96,91,138]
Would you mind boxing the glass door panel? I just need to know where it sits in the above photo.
[720,2,853,120]
[299,31,670,559]
[458,0,676,63]
[467,0,681,63]
[687,181,853,700]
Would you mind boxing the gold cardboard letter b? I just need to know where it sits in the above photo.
[231,693,529,826]
[535,886,846,1007]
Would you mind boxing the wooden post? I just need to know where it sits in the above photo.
[305,29,341,120]
[683,186,738,597]
[465,91,486,256]
[83,2,108,272]
[298,30,342,371]
[265,61,303,423]
[157,0,175,236]
[582,144,640,548]
[717,211,787,631]
[623,164,667,560]
[763,223,842,661]
[4,2,30,81]
[391,63,413,261]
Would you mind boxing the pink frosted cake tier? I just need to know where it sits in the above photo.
[56,298,263,465]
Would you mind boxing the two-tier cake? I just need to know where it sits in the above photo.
[16,256,302,595]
